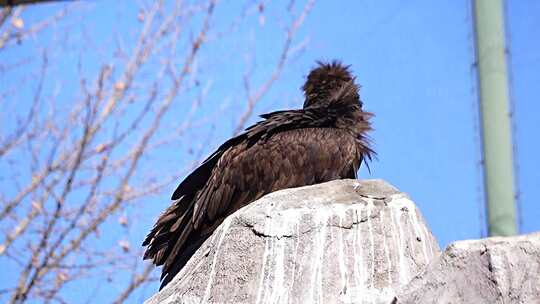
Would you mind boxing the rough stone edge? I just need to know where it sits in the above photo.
[393,231,540,304]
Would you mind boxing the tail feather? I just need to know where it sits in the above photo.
[159,234,209,289]
[142,195,195,266]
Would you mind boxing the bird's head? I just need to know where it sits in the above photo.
[302,61,361,109]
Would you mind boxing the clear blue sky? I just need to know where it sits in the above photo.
[1,1,539,302]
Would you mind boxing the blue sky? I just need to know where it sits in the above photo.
[1,0,539,302]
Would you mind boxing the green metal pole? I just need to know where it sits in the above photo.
[473,0,517,236]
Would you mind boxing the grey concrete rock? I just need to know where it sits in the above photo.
[394,232,540,304]
[145,179,440,304]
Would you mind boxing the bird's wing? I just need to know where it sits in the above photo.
[191,126,365,227]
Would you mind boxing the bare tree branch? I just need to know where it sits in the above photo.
[0,1,313,302]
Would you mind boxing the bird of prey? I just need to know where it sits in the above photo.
[143,61,374,289]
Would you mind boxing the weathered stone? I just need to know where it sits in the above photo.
[145,179,440,304]
[394,232,540,304]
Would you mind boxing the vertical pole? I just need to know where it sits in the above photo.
[473,0,517,236]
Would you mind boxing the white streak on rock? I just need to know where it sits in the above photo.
[309,210,329,303]
[255,213,272,304]
[202,218,232,303]
[421,218,435,258]
[268,222,287,302]
[409,207,429,263]
[337,214,348,296]
[381,209,393,285]
[331,205,350,302]
[391,206,408,284]
[289,222,300,292]
[366,200,376,289]
[352,208,364,292]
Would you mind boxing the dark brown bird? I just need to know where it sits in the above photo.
[142,61,374,289]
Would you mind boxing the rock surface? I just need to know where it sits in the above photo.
[145,179,440,304]
[394,232,540,304]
